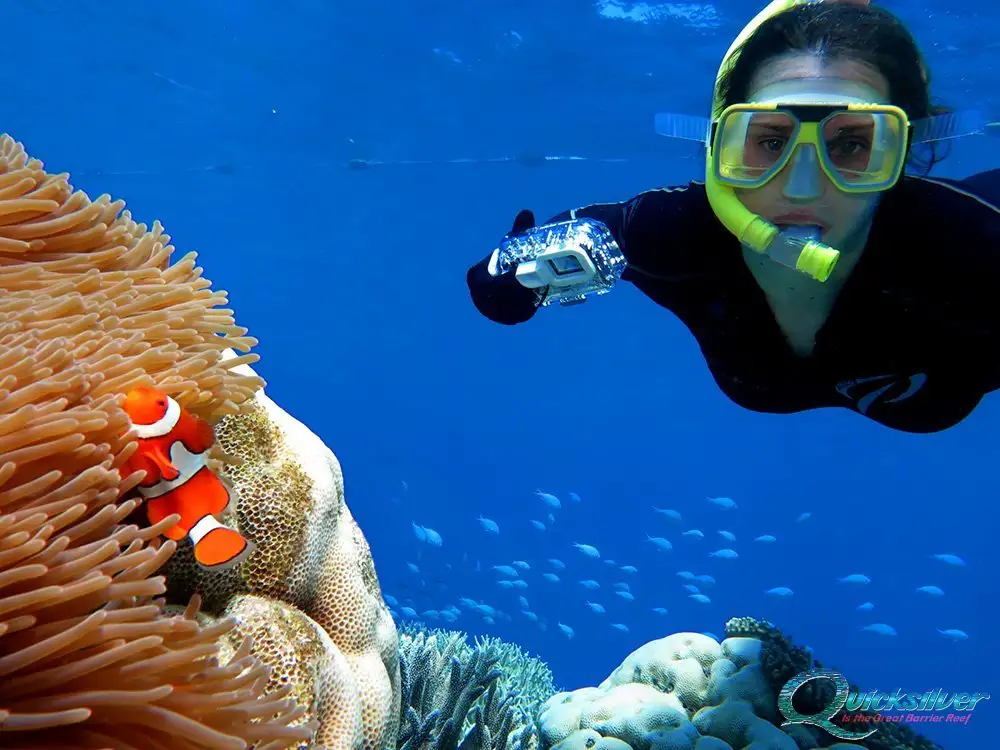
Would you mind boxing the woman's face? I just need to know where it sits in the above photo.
[736,54,893,254]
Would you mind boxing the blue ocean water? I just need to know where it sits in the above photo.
[8,0,997,747]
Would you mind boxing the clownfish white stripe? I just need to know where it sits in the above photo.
[189,514,225,545]
[130,395,181,439]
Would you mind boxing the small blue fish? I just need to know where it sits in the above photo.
[548,558,566,570]
[837,574,871,584]
[615,590,635,601]
[694,574,716,585]
[518,596,529,608]
[542,573,560,583]
[862,623,898,636]
[796,512,812,523]
[937,628,969,641]
[421,609,440,619]
[511,580,528,589]
[406,562,420,574]
[558,622,575,639]
[523,610,539,622]
[611,623,629,633]
[411,522,427,542]
[647,536,673,551]
[492,565,518,577]
[652,507,683,522]
[384,594,399,607]
[536,490,562,508]
[683,584,700,594]
[604,559,618,566]
[707,496,738,510]
[651,607,668,615]
[931,554,966,567]
[422,527,443,546]
[916,585,944,596]
[574,543,601,558]
[548,513,556,523]
[689,594,711,604]
[613,582,630,591]
[579,579,600,590]
[478,516,500,534]
[497,580,514,589]
[440,609,458,622]
[569,492,582,503]
[529,520,546,531]
[709,548,739,559]
[676,571,695,580]
[620,565,638,574]
[585,601,605,614]
[400,607,416,617]
[857,602,875,611]
[683,529,704,539]
[512,560,530,571]
[482,616,495,625]
[717,530,736,542]
[766,586,794,597]
[476,603,496,616]
[754,535,777,543]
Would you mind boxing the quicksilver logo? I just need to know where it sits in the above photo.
[836,373,928,414]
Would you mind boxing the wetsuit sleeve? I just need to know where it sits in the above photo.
[466,187,697,325]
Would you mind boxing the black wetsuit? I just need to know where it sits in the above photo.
[467,170,1000,433]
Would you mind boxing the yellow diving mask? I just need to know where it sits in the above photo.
[712,100,910,194]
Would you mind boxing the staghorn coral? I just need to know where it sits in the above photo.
[725,616,942,750]
[395,624,549,750]
[164,365,401,750]
[0,133,314,748]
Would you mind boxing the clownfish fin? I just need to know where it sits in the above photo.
[189,515,253,571]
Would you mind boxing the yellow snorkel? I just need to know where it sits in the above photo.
[706,0,841,282]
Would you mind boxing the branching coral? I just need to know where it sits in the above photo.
[395,624,551,750]
[0,133,314,749]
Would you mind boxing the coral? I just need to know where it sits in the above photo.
[395,624,550,749]
[724,617,942,750]
[538,631,798,750]
[164,363,401,750]
[0,133,312,748]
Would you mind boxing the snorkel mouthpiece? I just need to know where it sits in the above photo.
[705,173,840,282]
[767,224,839,281]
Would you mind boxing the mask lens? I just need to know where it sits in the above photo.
[716,110,799,186]
[821,111,905,190]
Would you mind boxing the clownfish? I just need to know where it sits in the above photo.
[121,386,253,570]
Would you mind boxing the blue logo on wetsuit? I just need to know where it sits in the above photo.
[836,373,928,414]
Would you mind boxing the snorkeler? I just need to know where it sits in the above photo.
[466,0,1000,434]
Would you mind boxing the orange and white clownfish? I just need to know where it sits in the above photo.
[121,386,254,571]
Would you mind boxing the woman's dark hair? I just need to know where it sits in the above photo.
[715,3,950,175]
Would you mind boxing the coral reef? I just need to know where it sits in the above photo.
[163,361,401,750]
[725,617,942,750]
[537,623,944,750]
[0,134,313,748]
[538,632,795,750]
[395,623,554,749]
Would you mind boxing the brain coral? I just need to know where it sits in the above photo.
[0,133,314,748]
[164,354,401,750]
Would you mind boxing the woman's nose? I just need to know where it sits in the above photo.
[781,144,826,202]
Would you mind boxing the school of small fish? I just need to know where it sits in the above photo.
[392,487,971,644]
